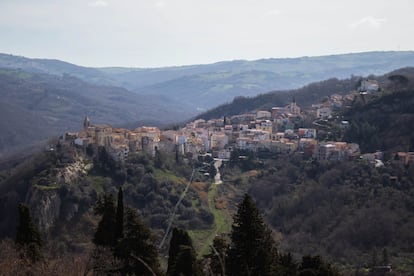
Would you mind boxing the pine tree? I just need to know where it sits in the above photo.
[226,194,278,276]
[115,206,160,275]
[170,245,202,276]
[93,194,117,247]
[175,145,181,164]
[154,147,163,169]
[382,247,390,265]
[93,191,160,275]
[167,228,197,276]
[278,252,298,276]
[15,203,42,262]
[115,186,124,241]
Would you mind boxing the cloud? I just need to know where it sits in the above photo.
[88,1,108,8]
[265,9,282,16]
[154,1,166,8]
[349,16,387,29]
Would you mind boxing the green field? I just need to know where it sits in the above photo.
[189,183,232,257]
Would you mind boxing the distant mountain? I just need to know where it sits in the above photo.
[134,70,291,111]
[0,69,192,157]
[0,53,113,86]
[2,51,414,112]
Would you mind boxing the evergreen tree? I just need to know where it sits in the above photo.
[93,191,160,275]
[298,255,339,276]
[115,207,160,275]
[154,147,163,169]
[167,228,195,276]
[115,186,124,241]
[175,145,181,164]
[226,194,278,276]
[382,247,390,265]
[15,203,42,262]
[170,245,202,276]
[93,194,117,247]
[278,253,298,276]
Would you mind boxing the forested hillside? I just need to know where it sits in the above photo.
[197,76,360,120]
[218,152,414,273]
[3,51,414,112]
[2,66,414,274]
[0,144,215,241]
[343,67,414,152]
[0,69,191,156]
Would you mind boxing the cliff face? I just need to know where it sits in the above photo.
[25,187,61,233]
[24,153,92,234]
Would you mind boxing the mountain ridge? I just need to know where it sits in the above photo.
[2,51,414,111]
[0,68,192,157]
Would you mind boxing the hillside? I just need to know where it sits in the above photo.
[2,51,414,112]
[1,67,414,273]
[0,144,218,258]
[219,153,414,272]
[213,76,414,271]
[0,69,192,157]
[342,67,414,153]
[196,67,414,154]
[134,70,291,110]
[196,76,361,120]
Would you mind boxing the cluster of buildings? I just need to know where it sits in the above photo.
[177,98,359,161]
[64,97,360,163]
[65,116,161,161]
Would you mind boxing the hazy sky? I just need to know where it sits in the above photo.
[0,0,413,67]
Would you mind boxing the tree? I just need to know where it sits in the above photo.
[115,187,124,241]
[15,203,42,262]
[175,145,181,164]
[226,194,278,276]
[298,255,339,276]
[167,228,198,276]
[206,235,228,276]
[93,191,160,275]
[93,194,117,247]
[115,207,160,275]
[170,245,202,276]
[382,247,390,265]
[154,147,163,169]
[278,253,298,276]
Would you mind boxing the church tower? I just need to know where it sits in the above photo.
[83,115,90,129]
[290,97,300,115]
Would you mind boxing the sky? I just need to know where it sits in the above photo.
[0,0,413,68]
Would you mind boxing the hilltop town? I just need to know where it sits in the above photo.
[62,80,388,164]
[61,78,414,168]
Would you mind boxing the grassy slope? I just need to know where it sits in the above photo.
[189,183,232,257]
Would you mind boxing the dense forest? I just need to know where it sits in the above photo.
[1,165,340,275]
[219,153,414,272]
[343,68,414,152]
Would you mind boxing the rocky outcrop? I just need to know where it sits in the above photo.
[25,155,92,234]
[56,157,92,185]
[25,186,61,233]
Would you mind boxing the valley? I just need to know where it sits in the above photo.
[1,58,414,274]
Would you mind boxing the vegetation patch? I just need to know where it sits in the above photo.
[189,183,232,257]
[33,184,59,191]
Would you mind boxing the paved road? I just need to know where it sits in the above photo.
[214,158,223,184]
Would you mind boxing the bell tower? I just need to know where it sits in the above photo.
[83,115,90,129]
